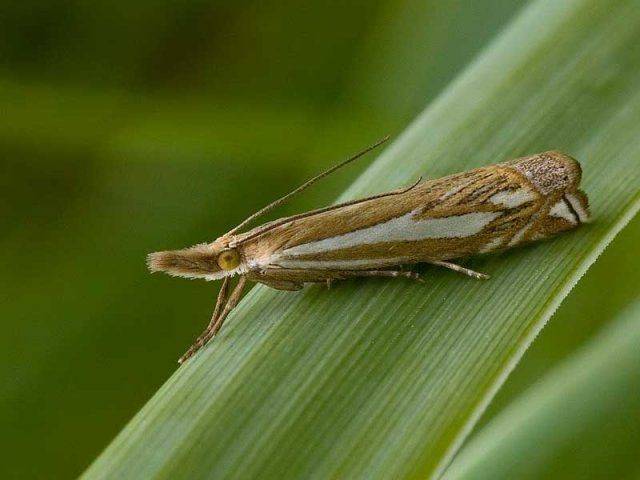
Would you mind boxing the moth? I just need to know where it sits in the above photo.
[148,139,589,364]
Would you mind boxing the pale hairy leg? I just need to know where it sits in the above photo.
[178,276,248,365]
[429,260,490,280]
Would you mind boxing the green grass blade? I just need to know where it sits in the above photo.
[476,215,640,427]
[83,0,640,478]
[443,298,640,480]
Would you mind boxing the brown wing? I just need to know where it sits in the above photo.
[240,153,586,269]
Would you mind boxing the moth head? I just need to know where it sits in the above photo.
[147,237,244,280]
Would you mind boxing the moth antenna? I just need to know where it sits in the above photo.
[227,135,390,235]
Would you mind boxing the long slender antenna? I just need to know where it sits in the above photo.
[227,135,390,235]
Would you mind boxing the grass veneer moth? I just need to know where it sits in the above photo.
[148,138,589,364]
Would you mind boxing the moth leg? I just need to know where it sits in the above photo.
[429,260,490,280]
[210,276,248,335]
[209,276,231,328]
[178,276,248,365]
[341,269,424,283]
[256,279,303,291]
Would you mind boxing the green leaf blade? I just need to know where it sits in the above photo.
[83,0,640,478]
[443,298,640,480]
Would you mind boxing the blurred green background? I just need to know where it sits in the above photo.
[1,1,637,479]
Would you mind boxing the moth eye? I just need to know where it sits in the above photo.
[217,249,241,271]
